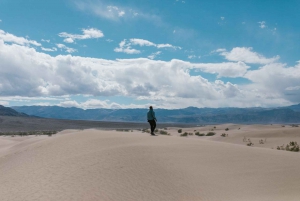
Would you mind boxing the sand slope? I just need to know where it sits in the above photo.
[1,129,300,201]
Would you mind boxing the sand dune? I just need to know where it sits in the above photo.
[1,128,300,201]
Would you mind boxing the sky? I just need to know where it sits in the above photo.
[0,0,299,109]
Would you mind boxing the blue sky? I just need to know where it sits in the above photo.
[0,0,299,109]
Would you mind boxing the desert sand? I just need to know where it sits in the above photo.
[1,125,300,201]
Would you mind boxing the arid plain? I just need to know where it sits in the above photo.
[1,124,300,201]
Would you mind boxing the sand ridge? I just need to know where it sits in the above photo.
[1,128,300,201]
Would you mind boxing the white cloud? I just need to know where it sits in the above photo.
[41,47,57,52]
[193,61,250,78]
[0,29,41,46]
[188,55,196,59]
[0,19,2,22]
[56,44,77,53]
[244,62,300,103]
[41,39,50,43]
[0,100,9,106]
[75,1,129,21]
[58,28,104,43]
[106,39,113,42]
[286,86,300,91]
[130,38,156,47]
[219,47,279,64]
[1,30,299,108]
[258,21,266,29]
[114,38,180,54]
[221,17,225,20]
[148,51,161,59]
[114,39,141,54]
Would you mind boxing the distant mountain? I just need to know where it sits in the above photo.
[12,104,300,124]
[0,105,28,117]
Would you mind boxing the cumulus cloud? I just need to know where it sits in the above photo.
[56,44,77,53]
[0,29,41,46]
[0,38,246,104]
[1,30,299,108]
[58,28,104,43]
[192,61,250,78]
[114,38,180,54]
[219,47,279,64]
[244,62,300,103]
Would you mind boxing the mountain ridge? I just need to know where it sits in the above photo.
[11,104,300,124]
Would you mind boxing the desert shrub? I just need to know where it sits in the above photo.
[155,129,158,133]
[247,142,254,146]
[206,132,215,136]
[291,124,299,127]
[180,132,188,137]
[238,128,240,130]
[178,129,182,133]
[142,128,150,133]
[159,130,169,135]
[282,125,285,127]
[164,128,168,130]
[195,132,205,136]
[188,132,193,135]
[221,133,228,137]
[225,128,229,131]
[214,126,216,129]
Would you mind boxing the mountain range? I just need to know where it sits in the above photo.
[11,104,300,124]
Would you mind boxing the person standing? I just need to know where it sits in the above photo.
[147,106,157,135]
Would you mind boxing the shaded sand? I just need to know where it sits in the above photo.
[1,129,300,201]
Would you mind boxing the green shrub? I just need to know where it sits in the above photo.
[159,130,169,135]
[188,132,193,135]
[178,129,182,133]
[221,133,228,137]
[180,132,188,137]
[206,132,215,136]
[195,132,205,136]
[225,128,229,131]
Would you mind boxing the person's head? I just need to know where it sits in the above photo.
[149,106,153,110]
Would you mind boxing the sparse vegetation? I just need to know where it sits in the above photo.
[142,128,150,133]
[206,132,215,136]
[188,132,193,135]
[159,130,170,135]
[180,132,188,137]
[213,126,216,129]
[291,124,299,127]
[195,132,205,136]
[247,142,254,146]
[116,129,130,132]
[221,133,228,137]
[282,125,285,127]
[225,128,229,131]
[0,131,58,136]
[276,142,299,152]
[178,129,182,133]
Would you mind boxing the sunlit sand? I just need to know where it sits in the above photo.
[1,125,300,201]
